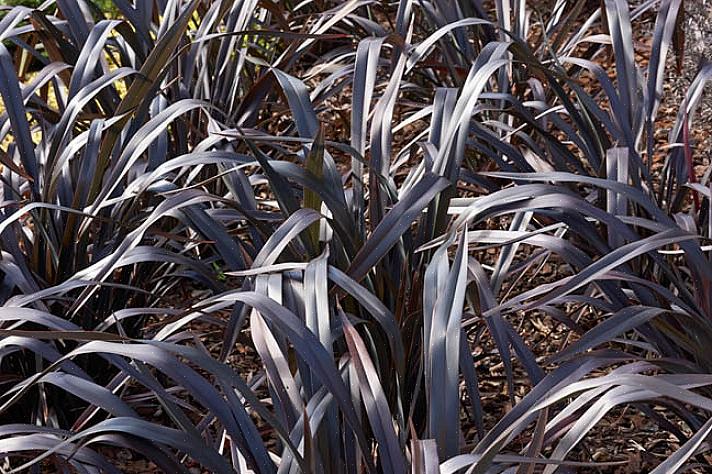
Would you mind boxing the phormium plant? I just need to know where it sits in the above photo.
[0,0,711,472]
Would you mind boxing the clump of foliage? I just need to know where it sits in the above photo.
[0,0,711,472]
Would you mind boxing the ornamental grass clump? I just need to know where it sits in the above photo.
[0,0,711,472]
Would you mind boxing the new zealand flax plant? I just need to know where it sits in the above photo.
[1,0,711,472]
